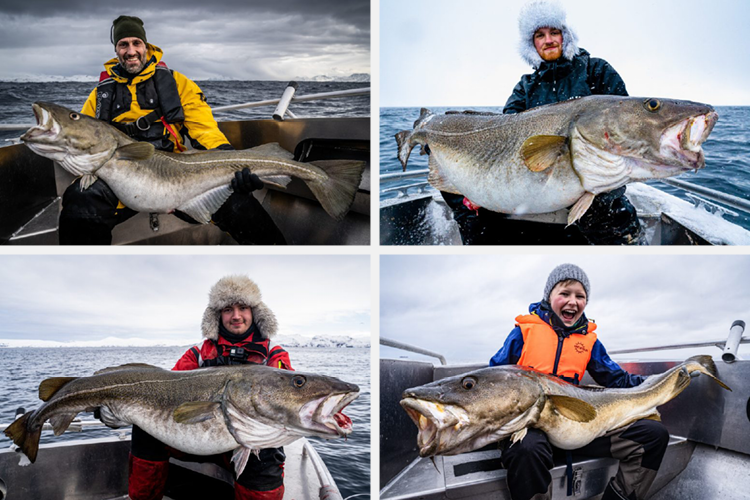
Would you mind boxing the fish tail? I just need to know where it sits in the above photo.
[3,412,42,463]
[305,160,366,221]
[684,355,732,391]
[395,130,415,171]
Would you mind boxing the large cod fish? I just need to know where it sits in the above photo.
[400,355,729,457]
[21,102,365,221]
[395,96,718,224]
[4,363,359,475]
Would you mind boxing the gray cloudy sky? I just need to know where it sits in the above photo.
[381,255,750,364]
[0,0,369,81]
[0,254,370,344]
[381,0,750,106]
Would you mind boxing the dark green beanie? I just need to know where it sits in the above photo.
[111,16,147,46]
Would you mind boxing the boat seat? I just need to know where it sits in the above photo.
[380,436,691,500]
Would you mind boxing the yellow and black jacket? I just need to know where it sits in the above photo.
[81,44,230,152]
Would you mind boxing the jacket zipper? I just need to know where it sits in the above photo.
[552,334,564,376]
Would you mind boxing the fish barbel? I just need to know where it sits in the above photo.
[21,102,365,221]
[395,96,718,224]
[400,355,729,457]
[4,363,359,475]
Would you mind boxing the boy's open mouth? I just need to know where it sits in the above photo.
[561,309,577,321]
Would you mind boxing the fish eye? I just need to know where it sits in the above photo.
[461,377,477,390]
[643,99,661,112]
[291,375,306,388]
[70,112,81,121]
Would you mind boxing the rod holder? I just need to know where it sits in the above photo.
[722,320,745,363]
[273,81,299,121]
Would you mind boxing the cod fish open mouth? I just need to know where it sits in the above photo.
[661,111,718,169]
[400,398,467,456]
[21,103,57,142]
[302,390,359,436]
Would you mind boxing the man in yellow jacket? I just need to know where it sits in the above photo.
[60,15,286,245]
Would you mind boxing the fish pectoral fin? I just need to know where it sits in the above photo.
[173,401,221,424]
[548,395,596,422]
[567,192,596,226]
[38,377,78,402]
[521,135,569,172]
[48,412,77,436]
[115,142,156,161]
[80,174,98,190]
[177,186,234,224]
[509,428,528,447]
[427,156,461,195]
[246,142,294,160]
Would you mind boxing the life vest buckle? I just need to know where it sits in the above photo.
[135,115,151,131]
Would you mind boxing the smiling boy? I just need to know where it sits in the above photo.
[489,264,669,500]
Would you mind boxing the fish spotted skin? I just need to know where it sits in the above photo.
[395,96,718,224]
[400,355,729,458]
[21,102,365,222]
[4,363,359,475]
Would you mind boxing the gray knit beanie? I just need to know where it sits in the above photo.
[543,264,590,301]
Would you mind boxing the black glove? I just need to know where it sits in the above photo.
[231,168,264,194]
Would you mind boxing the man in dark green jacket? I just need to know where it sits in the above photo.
[442,1,642,245]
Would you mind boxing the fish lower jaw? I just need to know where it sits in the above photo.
[300,391,358,438]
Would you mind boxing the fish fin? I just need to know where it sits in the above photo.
[548,395,597,422]
[520,135,568,172]
[615,411,662,430]
[97,405,129,428]
[395,130,415,171]
[684,355,732,391]
[257,174,292,189]
[49,412,77,436]
[38,377,78,402]
[93,363,162,375]
[247,142,294,160]
[427,156,461,194]
[643,412,662,422]
[80,174,98,190]
[567,192,596,225]
[3,412,42,463]
[177,185,234,224]
[509,428,528,447]
[231,447,254,477]
[116,142,155,161]
[305,160,366,220]
[429,456,441,474]
[173,401,221,424]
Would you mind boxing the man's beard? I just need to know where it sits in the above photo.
[119,53,148,75]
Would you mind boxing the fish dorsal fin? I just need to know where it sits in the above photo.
[521,135,568,172]
[567,192,596,226]
[93,363,162,375]
[38,377,78,401]
[173,401,221,424]
[116,142,155,161]
[177,185,234,224]
[427,155,462,195]
[248,142,294,160]
[548,395,596,422]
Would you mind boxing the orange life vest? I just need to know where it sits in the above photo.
[516,313,597,382]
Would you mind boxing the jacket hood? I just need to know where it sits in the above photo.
[104,43,164,83]
[517,0,579,69]
[201,275,279,340]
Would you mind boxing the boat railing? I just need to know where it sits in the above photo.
[0,82,371,136]
[381,319,746,365]
[380,169,750,216]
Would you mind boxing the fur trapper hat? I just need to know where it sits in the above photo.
[517,0,579,68]
[201,275,278,340]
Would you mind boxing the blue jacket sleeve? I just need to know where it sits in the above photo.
[489,327,525,366]
[587,340,644,388]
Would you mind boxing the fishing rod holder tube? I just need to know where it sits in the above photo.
[273,81,299,121]
[722,320,746,363]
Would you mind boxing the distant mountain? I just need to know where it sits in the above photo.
[293,73,370,83]
[0,334,370,349]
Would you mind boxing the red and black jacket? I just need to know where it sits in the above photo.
[173,332,292,371]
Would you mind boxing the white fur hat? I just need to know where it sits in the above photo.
[517,0,580,68]
[200,275,278,340]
